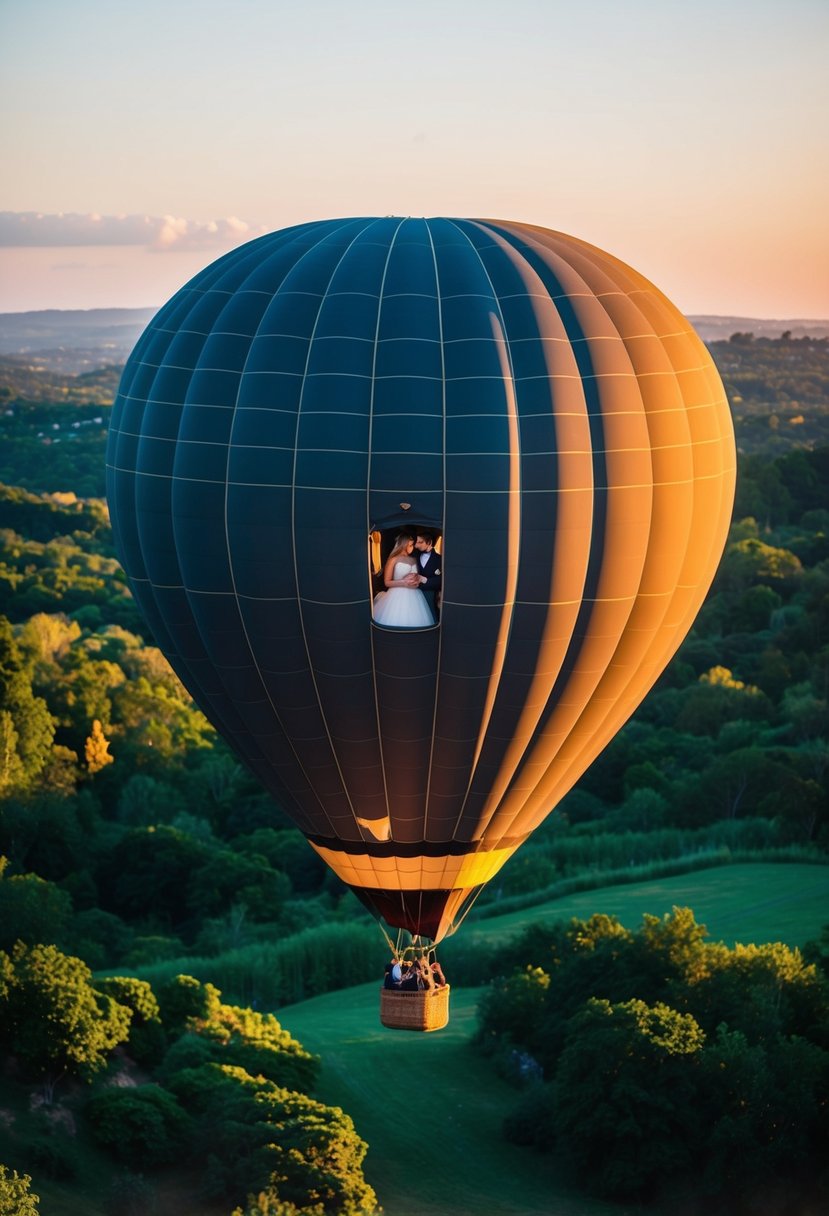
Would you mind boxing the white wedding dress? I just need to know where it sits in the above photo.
[372,561,435,627]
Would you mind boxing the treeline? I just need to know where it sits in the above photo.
[473,908,829,1214]
[0,944,377,1216]
[1,337,827,507]
[711,334,829,453]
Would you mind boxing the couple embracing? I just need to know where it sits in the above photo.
[372,531,441,628]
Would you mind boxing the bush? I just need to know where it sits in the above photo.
[0,942,131,1082]
[550,998,704,1198]
[105,1172,158,1216]
[155,974,220,1033]
[477,907,829,1209]
[19,1132,77,1180]
[85,1084,190,1167]
[0,1166,39,1216]
[131,921,381,1008]
[169,1063,377,1215]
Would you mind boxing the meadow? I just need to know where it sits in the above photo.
[280,862,827,1216]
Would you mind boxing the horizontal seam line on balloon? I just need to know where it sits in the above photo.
[114,398,724,417]
[131,359,721,379]
[106,472,733,489]
[151,320,695,342]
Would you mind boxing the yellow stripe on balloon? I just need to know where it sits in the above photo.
[307,842,517,891]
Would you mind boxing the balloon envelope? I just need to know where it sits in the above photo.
[106,217,736,940]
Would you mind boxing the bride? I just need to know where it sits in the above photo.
[372,534,435,628]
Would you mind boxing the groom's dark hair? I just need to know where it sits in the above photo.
[416,530,434,546]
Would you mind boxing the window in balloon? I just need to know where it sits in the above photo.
[369,528,442,630]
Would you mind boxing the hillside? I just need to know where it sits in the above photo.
[280,863,829,1216]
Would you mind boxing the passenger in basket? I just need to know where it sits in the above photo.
[430,955,447,988]
[383,957,403,989]
[400,961,420,991]
[416,957,434,990]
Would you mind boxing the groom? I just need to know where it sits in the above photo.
[414,531,442,622]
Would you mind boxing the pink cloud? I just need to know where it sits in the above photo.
[0,211,266,251]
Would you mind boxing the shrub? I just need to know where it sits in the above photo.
[20,1132,78,1180]
[85,1084,190,1167]
[105,1172,158,1216]
[0,942,131,1082]
[155,974,220,1033]
[0,1166,40,1216]
[169,1063,376,1215]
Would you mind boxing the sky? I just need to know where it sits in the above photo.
[1,0,827,318]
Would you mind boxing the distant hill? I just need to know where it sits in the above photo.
[0,307,156,374]
[1,308,827,373]
[689,315,829,342]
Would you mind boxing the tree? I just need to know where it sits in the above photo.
[0,942,131,1092]
[156,974,221,1034]
[0,863,72,949]
[97,826,208,922]
[85,1085,190,1166]
[549,998,705,1198]
[0,1166,40,1216]
[170,1063,377,1216]
[115,774,185,826]
[84,718,114,773]
[186,850,291,922]
[0,616,56,787]
[234,1196,324,1216]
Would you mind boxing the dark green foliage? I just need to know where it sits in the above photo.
[130,921,382,1009]
[0,941,131,1083]
[549,998,704,1197]
[18,1129,78,1181]
[94,975,166,1066]
[85,1084,190,1166]
[168,1063,376,1215]
[104,1172,159,1216]
[231,827,327,893]
[156,976,319,1093]
[803,922,829,978]
[66,907,134,970]
[155,974,220,1033]
[482,908,829,1209]
[0,864,72,948]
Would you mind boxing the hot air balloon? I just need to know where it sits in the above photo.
[106,217,735,959]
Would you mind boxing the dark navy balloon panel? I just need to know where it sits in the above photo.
[106,217,736,941]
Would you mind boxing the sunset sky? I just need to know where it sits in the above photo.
[1,0,827,318]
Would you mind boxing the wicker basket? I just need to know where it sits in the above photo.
[379,984,451,1032]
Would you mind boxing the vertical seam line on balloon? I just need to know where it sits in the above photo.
[221,221,362,836]
[443,218,522,847]
[420,217,448,845]
[515,271,680,824]
[474,223,608,857]
[114,232,307,806]
[364,216,408,843]
[505,254,732,831]
[128,277,246,743]
[288,218,389,837]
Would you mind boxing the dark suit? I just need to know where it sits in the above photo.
[417,548,442,621]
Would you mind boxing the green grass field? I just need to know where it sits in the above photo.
[462,861,829,948]
[279,863,829,1216]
